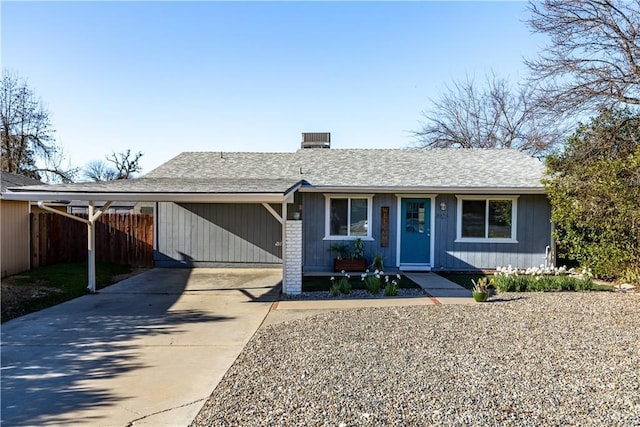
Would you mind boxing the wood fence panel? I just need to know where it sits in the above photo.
[30,213,154,268]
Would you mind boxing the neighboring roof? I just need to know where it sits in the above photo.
[3,148,547,202]
[1,171,43,192]
[146,148,546,191]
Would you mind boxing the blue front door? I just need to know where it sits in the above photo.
[400,198,431,264]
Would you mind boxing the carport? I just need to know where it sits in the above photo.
[3,177,306,294]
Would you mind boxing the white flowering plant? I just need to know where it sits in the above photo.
[361,269,382,294]
[493,264,593,292]
[329,270,351,296]
[384,274,401,296]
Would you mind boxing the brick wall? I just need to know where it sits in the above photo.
[283,220,302,294]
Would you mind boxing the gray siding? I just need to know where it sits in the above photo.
[302,193,398,272]
[155,202,282,267]
[302,192,551,272]
[433,194,551,270]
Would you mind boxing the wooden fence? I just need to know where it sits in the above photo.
[30,213,154,268]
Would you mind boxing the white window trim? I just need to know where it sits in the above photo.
[323,194,374,240]
[455,195,519,243]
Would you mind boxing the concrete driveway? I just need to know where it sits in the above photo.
[1,268,281,426]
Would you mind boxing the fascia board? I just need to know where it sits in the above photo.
[297,186,546,195]
[1,192,287,203]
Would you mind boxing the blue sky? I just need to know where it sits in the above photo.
[1,1,546,176]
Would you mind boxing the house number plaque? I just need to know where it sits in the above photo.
[381,206,389,248]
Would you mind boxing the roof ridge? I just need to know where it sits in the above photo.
[178,151,294,155]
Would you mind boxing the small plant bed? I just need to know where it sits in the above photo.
[494,265,596,292]
[439,267,615,293]
[296,272,424,299]
[1,262,135,323]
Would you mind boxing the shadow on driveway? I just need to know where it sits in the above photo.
[1,268,281,426]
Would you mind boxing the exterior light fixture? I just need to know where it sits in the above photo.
[440,202,447,211]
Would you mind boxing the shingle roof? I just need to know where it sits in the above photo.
[146,148,546,190]
[1,171,43,192]
[6,148,546,197]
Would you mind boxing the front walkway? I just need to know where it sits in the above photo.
[1,268,281,426]
[403,272,473,304]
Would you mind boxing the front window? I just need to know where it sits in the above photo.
[456,196,518,242]
[325,195,373,239]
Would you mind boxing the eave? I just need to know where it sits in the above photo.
[297,185,547,195]
[1,192,289,203]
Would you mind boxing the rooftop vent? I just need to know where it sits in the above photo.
[301,132,330,149]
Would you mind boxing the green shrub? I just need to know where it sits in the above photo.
[330,273,352,296]
[545,108,640,281]
[329,280,340,296]
[620,266,640,285]
[338,275,351,294]
[361,272,381,294]
[384,275,399,297]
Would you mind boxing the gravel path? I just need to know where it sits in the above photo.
[193,292,640,426]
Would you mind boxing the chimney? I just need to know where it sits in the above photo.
[301,132,330,149]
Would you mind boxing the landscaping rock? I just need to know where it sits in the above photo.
[193,292,640,426]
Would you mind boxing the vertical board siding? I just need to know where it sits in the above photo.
[433,194,551,270]
[302,193,551,272]
[302,193,398,272]
[1,200,30,277]
[155,202,282,265]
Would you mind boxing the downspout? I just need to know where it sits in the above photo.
[549,221,557,268]
[37,200,113,293]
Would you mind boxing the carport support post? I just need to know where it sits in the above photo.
[35,200,112,293]
[85,200,114,293]
[87,202,96,293]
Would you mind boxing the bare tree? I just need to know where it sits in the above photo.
[526,0,640,115]
[83,159,118,181]
[38,146,79,184]
[83,150,143,181]
[107,149,143,180]
[414,74,563,156]
[1,70,76,182]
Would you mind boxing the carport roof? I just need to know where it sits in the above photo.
[3,177,306,202]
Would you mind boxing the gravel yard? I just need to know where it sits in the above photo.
[193,292,640,426]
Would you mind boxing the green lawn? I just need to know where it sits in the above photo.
[2,262,132,323]
[303,274,420,292]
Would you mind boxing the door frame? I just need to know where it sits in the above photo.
[395,194,437,270]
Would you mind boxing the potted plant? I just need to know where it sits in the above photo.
[370,253,384,271]
[329,243,349,260]
[472,277,490,302]
[332,238,367,272]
